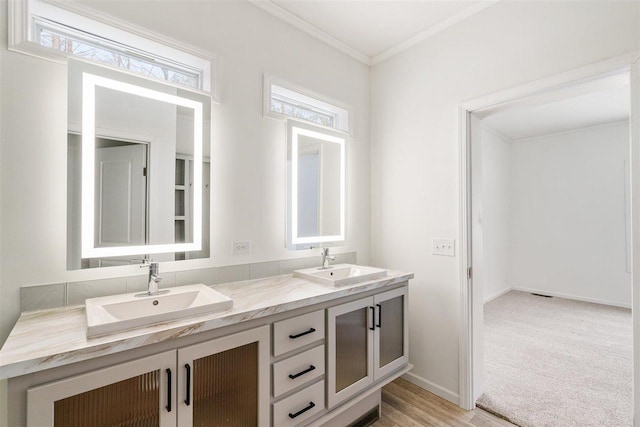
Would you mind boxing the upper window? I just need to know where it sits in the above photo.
[9,0,216,95]
[264,75,351,134]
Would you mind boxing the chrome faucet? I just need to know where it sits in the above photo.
[320,248,335,269]
[137,259,169,297]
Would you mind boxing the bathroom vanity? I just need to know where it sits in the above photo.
[0,270,412,426]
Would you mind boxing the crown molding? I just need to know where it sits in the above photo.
[248,0,371,65]
[371,1,499,65]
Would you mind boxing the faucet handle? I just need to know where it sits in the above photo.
[139,258,154,268]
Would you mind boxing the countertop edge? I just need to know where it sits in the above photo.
[0,271,413,379]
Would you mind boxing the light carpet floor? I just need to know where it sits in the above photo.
[476,291,632,427]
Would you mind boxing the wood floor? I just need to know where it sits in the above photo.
[372,378,516,427]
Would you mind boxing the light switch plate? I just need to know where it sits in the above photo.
[232,240,251,255]
[433,239,455,256]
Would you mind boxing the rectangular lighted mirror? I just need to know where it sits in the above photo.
[286,120,346,249]
[67,59,211,269]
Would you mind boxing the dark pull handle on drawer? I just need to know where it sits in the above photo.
[289,401,316,419]
[166,368,172,412]
[288,365,316,380]
[184,363,191,406]
[376,303,382,328]
[289,327,316,339]
[369,306,375,331]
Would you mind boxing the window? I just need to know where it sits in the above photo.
[264,75,351,134]
[8,0,216,96]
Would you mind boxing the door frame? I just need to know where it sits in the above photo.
[458,50,640,413]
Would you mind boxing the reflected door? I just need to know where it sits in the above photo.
[27,351,175,427]
[327,297,374,408]
[177,326,270,427]
[95,143,147,247]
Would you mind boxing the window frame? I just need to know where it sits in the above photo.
[8,0,218,100]
[264,74,352,136]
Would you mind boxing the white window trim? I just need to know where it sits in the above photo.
[8,0,219,101]
[264,74,352,136]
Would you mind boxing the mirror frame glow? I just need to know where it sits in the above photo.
[81,72,203,258]
[290,123,346,245]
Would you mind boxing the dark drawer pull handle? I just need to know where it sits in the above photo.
[184,363,191,406]
[376,303,382,328]
[289,401,316,419]
[369,306,375,331]
[166,368,172,412]
[289,365,316,380]
[289,328,316,339]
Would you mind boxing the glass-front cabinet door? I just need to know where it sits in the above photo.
[27,351,176,427]
[327,297,374,408]
[373,286,409,380]
[177,325,270,427]
[327,286,409,409]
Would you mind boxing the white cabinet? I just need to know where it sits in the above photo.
[326,286,408,408]
[27,351,176,426]
[27,326,270,427]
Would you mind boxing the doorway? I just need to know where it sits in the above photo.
[458,51,640,426]
[471,72,632,425]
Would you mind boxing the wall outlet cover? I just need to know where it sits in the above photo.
[232,240,251,255]
[433,239,455,257]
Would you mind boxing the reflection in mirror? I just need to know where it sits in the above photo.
[67,59,211,269]
[286,120,346,250]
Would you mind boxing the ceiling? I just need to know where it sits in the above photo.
[479,72,630,141]
[249,0,497,64]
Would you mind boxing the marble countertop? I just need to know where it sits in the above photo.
[0,270,413,379]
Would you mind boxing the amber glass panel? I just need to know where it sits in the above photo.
[193,342,258,426]
[335,307,368,392]
[54,370,159,427]
[379,296,404,367]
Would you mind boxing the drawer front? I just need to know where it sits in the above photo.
[274,310,325,356]
[273,345,325,398]
[273,380,325,427]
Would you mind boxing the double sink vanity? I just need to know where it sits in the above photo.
[0,47,413,427]
[0,264,412,426]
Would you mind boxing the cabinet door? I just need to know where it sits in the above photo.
[177,325,270,427]
[373,286,409,380]
[27,351,176,427]
[327,297,374,408]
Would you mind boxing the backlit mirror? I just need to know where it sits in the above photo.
[67,59,211,269]
[286,120,346,250]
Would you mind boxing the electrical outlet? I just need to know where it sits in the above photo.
[433,239,455,257]
[232,240,251,255]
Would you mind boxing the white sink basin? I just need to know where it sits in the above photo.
[294,264,387,287]
[85,284,233,338]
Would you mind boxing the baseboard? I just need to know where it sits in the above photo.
[512,286,631,309]
[402,371,459,405]
[483,287,512,304]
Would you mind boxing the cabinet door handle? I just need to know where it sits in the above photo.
[288,365,316,380]
[184,363,191,406]
[166,368,172,412]
[369,306,375,331]
[288,401,316,419]
[289,327,316,339]
[376,303,382,328]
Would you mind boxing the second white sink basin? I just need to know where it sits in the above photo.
[294,264,387,287]
[85,284,233,338]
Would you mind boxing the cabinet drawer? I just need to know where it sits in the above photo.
[273,380,325,427]
[273,345,325,398]
[274,310,324,356]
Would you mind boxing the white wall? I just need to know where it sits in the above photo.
[370,1,640,401]
[510,122,631,307]
[0,0,371,345]
[479,126,512,302]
